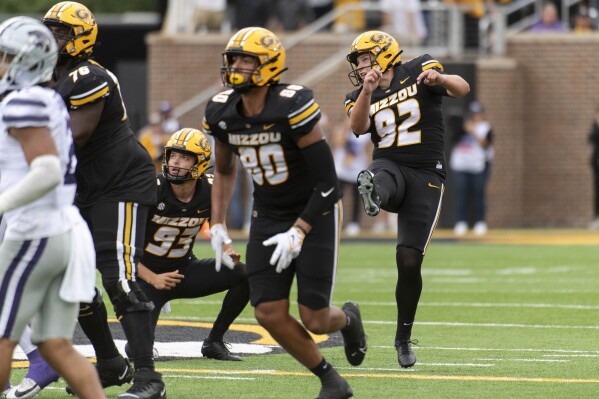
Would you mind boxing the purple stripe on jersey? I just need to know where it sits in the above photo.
[0,238,48,338]
[2,115,49,123]
[6,98,45,107]
[0,240,31,338]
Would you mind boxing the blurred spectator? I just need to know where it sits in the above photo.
[308,0,334,30]
[445,0,497,48]
[275,0,311,31]
[228,160,253,231]
[330,119,371,235]
[138,112,169,172]
[159,101,181,135]
[187,0,227,33]
[333,0,365,32]
[380,0,427,46]
[450,102,493,236]
[588,107,599,229]
[529,2,567,32]
[575,13,593,32]
[233,0,274,29]
[445,0,496,48]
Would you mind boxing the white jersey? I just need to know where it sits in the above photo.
[0,86,77,240]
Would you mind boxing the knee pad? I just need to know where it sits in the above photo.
[79,287,104,317]
[106,280,154,319]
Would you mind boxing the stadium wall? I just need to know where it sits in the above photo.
[147,33,599,228]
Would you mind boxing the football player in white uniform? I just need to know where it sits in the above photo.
[0,16,104,399]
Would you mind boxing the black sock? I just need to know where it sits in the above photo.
[78,296,120,360]
[310,358,333,379]
[120,311,155,371]
[207,276,250,343]
[396,321,414,342]
[394,246,423,342]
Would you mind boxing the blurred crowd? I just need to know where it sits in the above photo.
[173,0,598,40]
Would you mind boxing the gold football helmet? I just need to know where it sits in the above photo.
[163,128,212,183]
[221,27,286,91]
[346,30,402,87]
[42,1,97,59]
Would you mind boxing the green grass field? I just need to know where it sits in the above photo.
[8,238,599,398]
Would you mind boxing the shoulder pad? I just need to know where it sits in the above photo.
[418,54,445,73]
[277,85,321,130]
[66,64,112,108]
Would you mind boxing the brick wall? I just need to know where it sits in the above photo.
[147,32,599,227]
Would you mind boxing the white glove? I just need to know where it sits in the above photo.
[210,224,235,272]
[262,226,305,273]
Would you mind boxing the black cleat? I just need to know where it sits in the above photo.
[316,375,354,399]
[357,170,380,216]
[116,370,166,399]
[340,302,367,366]
[201,340,242,361]
[66,355,133,395]
[395,339,417,368]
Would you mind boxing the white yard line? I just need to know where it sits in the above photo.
[364,321,599,329]
[372,345,599,354]
[176,299,599,310]
[476,358,569,363]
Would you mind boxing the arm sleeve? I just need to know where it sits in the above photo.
[0,154,63,214]
[299,140,340,226]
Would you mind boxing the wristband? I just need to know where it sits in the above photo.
[293,224,307,236]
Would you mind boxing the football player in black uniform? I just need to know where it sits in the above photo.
[135,128,249,361]
[345,31,470,368]
[42,3,163,398]
[204,27,366,399]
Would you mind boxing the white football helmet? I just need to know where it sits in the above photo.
[0,16,58,94]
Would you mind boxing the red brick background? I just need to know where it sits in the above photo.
[147,32,599,227]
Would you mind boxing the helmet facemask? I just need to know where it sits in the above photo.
[162,149,201,184]
[221,50,285,93]
[221,27,287,93]
[162,128,211,184]
[221,51,260,93]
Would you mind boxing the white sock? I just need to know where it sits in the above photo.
[18,325,38,355]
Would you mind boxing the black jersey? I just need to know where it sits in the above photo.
[203,84,328,219]
[141,174,212,271]
[345,54,450,178]
[54,59,156,205]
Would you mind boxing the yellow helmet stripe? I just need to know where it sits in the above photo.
[173,129,186,146]
[55,2,75,18]
[229,27,256,48]
[238,28,257,47]
[46,3,62,17]
[182,128,195,145]
[173,128,195,147]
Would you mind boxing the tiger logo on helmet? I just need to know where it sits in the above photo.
[346,30,403,87]
[162,128,212,183]
[42,1,97,60]
[221,27,287,92]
